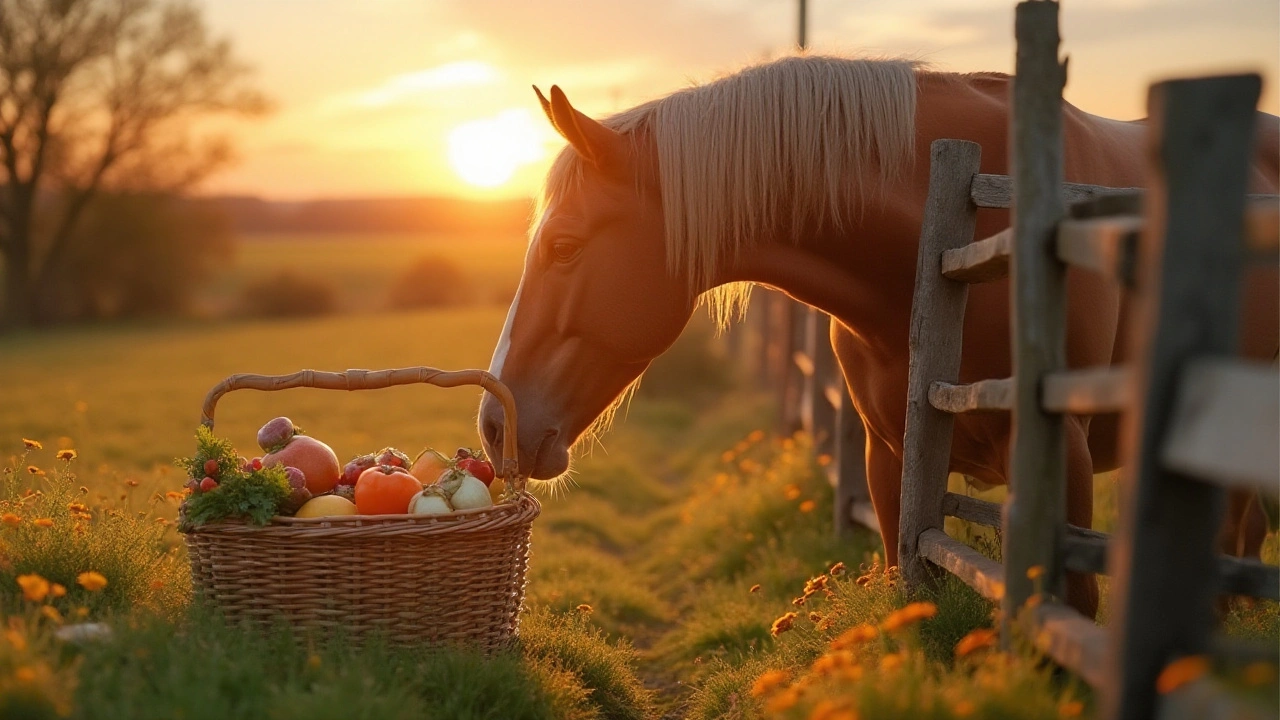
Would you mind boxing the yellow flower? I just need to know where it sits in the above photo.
[17,574,50,602]
[830,623,878,650]
[809,699,858,720]
[810,650,856,676]
[165,491,185,501]
[77,571,108,592]
[14,666,36,682]
[829,561,846,576]
[25,466,44,476]
[1156,655,1209,694]
[804,575,828,594]
[750,669,791,697]
[39,605,63,624]
[770,612,798,637]
[749,584,761,594]
[1,513,20,526]
[1026,565,1045,580]
[32,518,53,528]
[1058,700,1084,717]
[880,602,938,632]
[1242,661,1276,687]
[765,687,802,712]
[954,700,976,717]
[575,604,593,615]
[22,439,42,450]
[955,628,998,657]
[799,500,817,513]
[50,583,66,598]
[56,449,77,461]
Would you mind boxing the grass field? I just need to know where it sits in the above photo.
[1,298,1277,717]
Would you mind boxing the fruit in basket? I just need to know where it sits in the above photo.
[408,486,453,515]
[294,494,358,518]
[340,453,377,486]
[457,457,495,487]
[262,436,340,494]
[256,416,297,453]
[449,472,494,510]
[409,448,450,484]
[199,476,218,492]
[331,484,356,502]
[281,486,313,514]
[488,476,506,504]
[354,465,422,515]
[203,459,220,477]
[375,447,411,469]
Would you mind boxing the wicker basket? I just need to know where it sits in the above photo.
[180,366,540,652]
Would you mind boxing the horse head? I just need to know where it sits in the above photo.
[478,86,696,479]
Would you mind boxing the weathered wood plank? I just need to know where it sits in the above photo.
[1042,366,1133,414]
[1004,0,1070,633]
[941,492,1280,600]
[1161,359,1279,495]
[929,378,1014,413]
[917,528,1006,602]
[970,173,1141,210]
[940,228,1012,283]
[1103,74,1262,720]
[1056,215,1142,284]
[898,139,983,590]
[1029,602,1109,689]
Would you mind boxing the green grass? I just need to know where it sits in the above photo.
[1,296,1276,718]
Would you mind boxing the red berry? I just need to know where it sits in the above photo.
[458,457,495,486]
[203,459,219,476]
[251,457,263,470]
[199,477,218,492]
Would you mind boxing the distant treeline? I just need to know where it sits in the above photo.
[202,196,536,236]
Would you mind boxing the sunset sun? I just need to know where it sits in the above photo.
[447,109,547,189]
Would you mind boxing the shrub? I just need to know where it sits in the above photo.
[237,271,336,318]
[387,254,469,309]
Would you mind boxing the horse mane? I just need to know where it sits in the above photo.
[538,54,920,326]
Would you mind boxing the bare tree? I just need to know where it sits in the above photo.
[0,0,266,327]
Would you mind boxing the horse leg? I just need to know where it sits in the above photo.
[865,435,903,571]
[1065,417,1100,619]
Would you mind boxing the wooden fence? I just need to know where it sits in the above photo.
[738,2,1278,717]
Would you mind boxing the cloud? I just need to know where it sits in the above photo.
[333,60,504,110]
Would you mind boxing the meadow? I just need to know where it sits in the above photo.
[0,234,1275,719]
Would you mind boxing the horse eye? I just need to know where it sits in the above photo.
[550,242,581,263]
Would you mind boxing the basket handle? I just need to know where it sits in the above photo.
[200,367,522,490]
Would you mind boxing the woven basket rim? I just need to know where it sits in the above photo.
[179,492,540,538]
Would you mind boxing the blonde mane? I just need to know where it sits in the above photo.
[539,54,920,326]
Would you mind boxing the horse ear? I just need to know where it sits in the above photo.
[533,84,623,169]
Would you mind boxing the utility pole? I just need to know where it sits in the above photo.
[798,0,808,49]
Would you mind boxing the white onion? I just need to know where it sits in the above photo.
[408,489,453,515]
[450,474,493,510]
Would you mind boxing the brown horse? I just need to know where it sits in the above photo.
[477,56,1280,617]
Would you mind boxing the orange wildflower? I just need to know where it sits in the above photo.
[50,583,66,598]
[805,575,828,593]
[808,612,822,623]
[32,518,53,528]
[783,484,802,500]
[165,491,185,501]
[770,612,798,637]
[39,606,63,624]
[809,699,858,720]
[954,700,976,717]
[17,574,50,602]
[575,604,593,615]
[880,602,938,632]
[750,669,791,697]
[22,439,42,450]
[1026,565,1045,580]
[1,513,20,526]
[829,561,846,576]
[1156,655,1209,694]
[816,454,833,467]
[25,466,43,476]
[878,653,903,671]
[5,629,27,652]
[1242,662,1276,687]
[792,596,806,607]
[77,571,108,592]
[830,623,878,650]
[811,650,856,676]
[765,687,802,712]
[955,628,998,657]
[799,500,816,513]
[14,667,36,682]
[1058,700,1084,717]
[749,584,761,594]
[720,450,735,463]
[56,449,76,461]
[747,430,766,443]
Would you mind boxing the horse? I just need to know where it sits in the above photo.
[477,55,1280,618]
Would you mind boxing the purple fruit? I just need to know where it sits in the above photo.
[284,466,307,490]
[341,453,378,486]
[281,486,313,514]
[375,447,411,469]
[256,417,297,453]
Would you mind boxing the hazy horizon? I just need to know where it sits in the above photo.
[194,0,1280,202]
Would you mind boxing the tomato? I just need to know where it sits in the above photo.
[354,465,423,515]
[457,457,495,486]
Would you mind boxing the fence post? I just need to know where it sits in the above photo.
[898,139,983,592]
[1102,74,1260,720]
[1003,0,1068,632]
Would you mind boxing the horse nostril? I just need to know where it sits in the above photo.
[482,414,503,454]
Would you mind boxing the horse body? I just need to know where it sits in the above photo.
[479,57,1279,618]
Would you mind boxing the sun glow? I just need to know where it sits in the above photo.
[447,109,547,189]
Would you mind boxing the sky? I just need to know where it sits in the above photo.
[194,0,1280,201]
